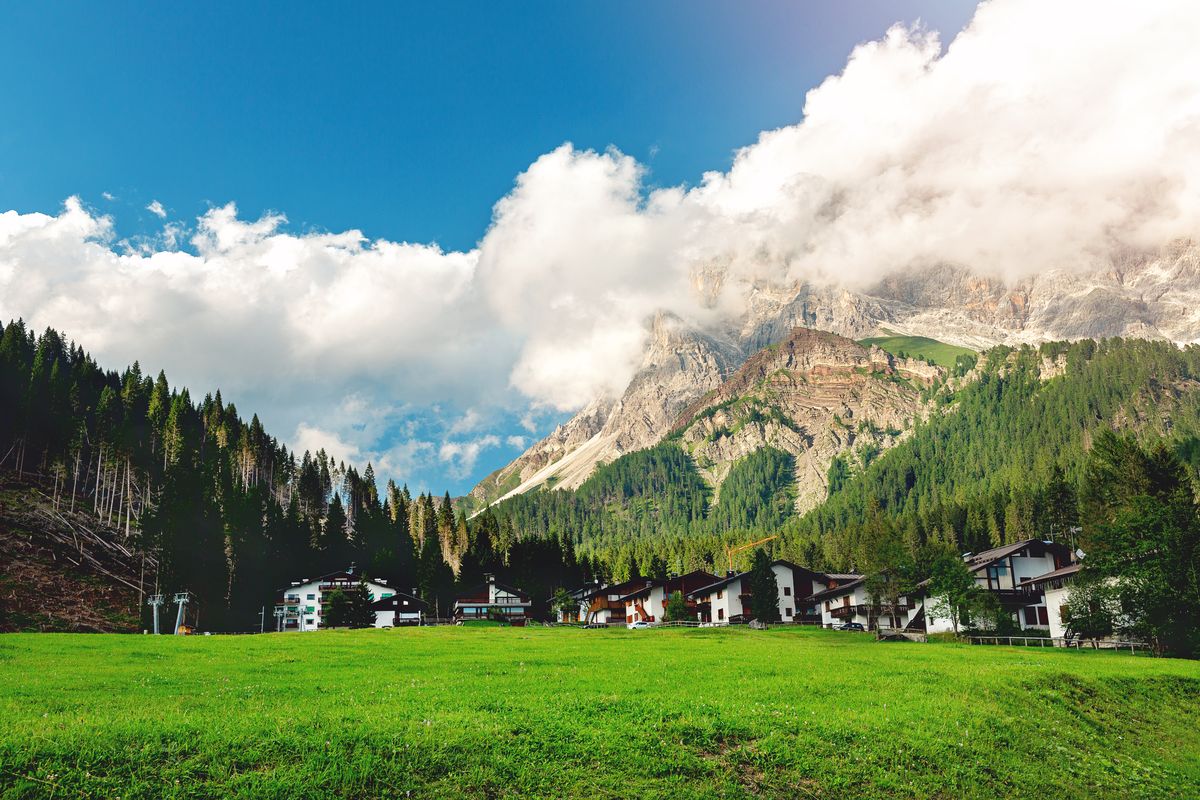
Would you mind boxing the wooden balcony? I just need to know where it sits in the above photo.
[830,601,914,620]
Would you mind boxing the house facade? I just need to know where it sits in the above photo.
[274,567,401,631]
[453,574,532,624]
[689,561,828,624]
[367,591,428,627]
[923,539,1073,634]
[576,579,647,625]
[1025,562,1130,645]
[809,575,923,630]
[557,583,603,624]
[621,570,719,624]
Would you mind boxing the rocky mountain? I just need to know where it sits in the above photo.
[472,241,1200,507]
[468,314,742,507]
[670,328,941,513]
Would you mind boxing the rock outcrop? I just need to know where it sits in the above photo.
[672,328,937,513]
[472,241,1200,506]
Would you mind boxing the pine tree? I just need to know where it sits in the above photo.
[746,549,780,623]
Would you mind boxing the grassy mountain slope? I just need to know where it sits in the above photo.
[859,329,978,369]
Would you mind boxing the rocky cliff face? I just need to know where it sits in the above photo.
[469,314,742,506]
[472,241,1200,506]
[871,241,1200,347]
[672,329,937,513]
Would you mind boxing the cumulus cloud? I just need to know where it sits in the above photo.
[475,0,1200,410]
[439,435,501,479]
[146,200,167,218]
[3,0,1200,485]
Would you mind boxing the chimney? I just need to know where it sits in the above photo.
[412,587,419,597]
[484,573,495,585]
[726,570,736,578]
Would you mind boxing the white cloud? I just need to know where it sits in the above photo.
[3,0,1200,486]
[505,435,528,449]
[438,435,501,478]
[102,191,115,202]
[146,200,167,218]
[293,422,362,467]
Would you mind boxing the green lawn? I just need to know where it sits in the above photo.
[858,332,976,369]
[1,627,1198,799]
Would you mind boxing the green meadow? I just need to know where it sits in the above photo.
[858,332,977,369]
[1,627,1198,799]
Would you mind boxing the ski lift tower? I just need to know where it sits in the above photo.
[273,606,285,632]
[172,591,192,635]
[147,593,165,635]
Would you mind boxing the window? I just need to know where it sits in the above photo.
[783,587,792,596]
[382,593,393,599]
[1024,607,1039,625]
[717,608,725,620]
[717,590,723,600]
[305,606,315,613]
[306,594,315,600]
[1038,606,1050,625]
[785,608,792,617]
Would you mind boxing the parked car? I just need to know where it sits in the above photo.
[836,622,866,632]
[627,620,651,630]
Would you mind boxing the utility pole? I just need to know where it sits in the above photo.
[259,606,265,633]
[147,594,164,635]
[172,591,191,635]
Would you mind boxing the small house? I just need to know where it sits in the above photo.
[367,590,428,627]
[453,573,532,624]
[620,570,719,624]
[273,566,400,632]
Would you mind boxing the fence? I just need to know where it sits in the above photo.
[965,635,1152,654]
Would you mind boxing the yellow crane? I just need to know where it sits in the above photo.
[725,535,778,573]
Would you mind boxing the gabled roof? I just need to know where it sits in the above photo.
[691,560,835,597]
[619,570,720,602]
[278,566,394,594]
[367,591,428,611]
[565,583,602,600]
[454,580,531,604]
[821,573,862,582]
[1025,562,1082,586]
[961,539,1068,573]
[806,576,866,603]
[689,572,745,598]
[581,578,647,601]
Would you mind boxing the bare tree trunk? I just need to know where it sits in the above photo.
[71,449,81,513]
[124,456,133,540]
[93,446,104,515]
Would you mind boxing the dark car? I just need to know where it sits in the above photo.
[836,622,866,632]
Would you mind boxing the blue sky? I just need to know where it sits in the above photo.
[2,2,976,251]
[0,2,982,494]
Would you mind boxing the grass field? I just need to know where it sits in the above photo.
[858,332,977,369]
[1,627,1198,799]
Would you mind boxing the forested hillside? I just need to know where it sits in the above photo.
[9,316,1200,622]
[488,337,1200,579]
[0,320,587,630]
